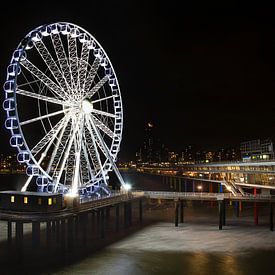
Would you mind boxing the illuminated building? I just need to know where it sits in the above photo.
[240,138,274,161]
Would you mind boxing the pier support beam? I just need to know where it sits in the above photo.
[7,221,12,246]
[253,188,258,225]
[61,219,66,251]
[180,200,184,223]
[32,221,40,248]
[46,221,52,246]
[124,202,132,228]
[80,213,88,246]
[100,209,105,238]
[223,201,226,226]
[175,200,179,227]
[67,217,74,251]
[139,199,143,223]
[218,200,224,230]
[56,220,60,243]
[235,201,239,217]
[15,221,23,249]
[270,203,274,231]
[116,204,120,231]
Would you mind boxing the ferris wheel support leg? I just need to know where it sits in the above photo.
[85,118,109,189]
[72,152,81,194]
[88,116,125,188]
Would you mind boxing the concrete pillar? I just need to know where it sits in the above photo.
[15,221,23,248]
[97,210,101,234]
[270,203,273,231]
[218,201,223,230]
[80,213,88,246]
[184,180,187,192]
[139,199,143,223]
[91,211,95,232]
[175,201,179,227]
[46,221,52,245]
[239,201,242,212]
[67,217,74,251]
[56,220,60,243]
[106,207,110,218]
[209,182,213,193]
[192,180,195,192]
[32,221,40,248]
[180,200,184,223]
[74,216,79,243]
[100,209,105,238]
[129,202,132,226]
[222,201,226,226]
[116,204,120,231]
[7,221,12,246]
[124,202,128,228]
[61,219,66,250]
[253,188,258,225]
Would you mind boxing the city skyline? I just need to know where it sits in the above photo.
[1,2,275,161]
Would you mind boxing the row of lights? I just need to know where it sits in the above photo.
[10,196,55,205]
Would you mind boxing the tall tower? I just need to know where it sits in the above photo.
[143,122,154,163]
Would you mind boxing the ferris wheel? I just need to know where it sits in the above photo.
[3,22,126,197]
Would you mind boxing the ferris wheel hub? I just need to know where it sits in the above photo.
[82,100,93,114]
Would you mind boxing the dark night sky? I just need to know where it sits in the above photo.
[1,1,275,160]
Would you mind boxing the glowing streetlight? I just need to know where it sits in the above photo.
[122,183,132,193]
[197,185,202,191]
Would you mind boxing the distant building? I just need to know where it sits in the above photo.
[240,138,274,161]
[168,151,178,163]
[136,122,168,163]
[181,145,195,163]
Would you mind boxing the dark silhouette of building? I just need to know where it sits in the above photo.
[136,122,168,163]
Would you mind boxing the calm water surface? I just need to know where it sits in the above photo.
[0,173,275,275]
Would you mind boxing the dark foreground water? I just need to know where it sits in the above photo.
[0,173,275,275]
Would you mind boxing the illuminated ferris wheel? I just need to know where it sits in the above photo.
[3,22,126,197]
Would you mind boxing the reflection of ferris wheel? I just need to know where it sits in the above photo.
[3,22,126,197]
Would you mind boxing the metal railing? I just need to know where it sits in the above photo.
[142,191,275,201]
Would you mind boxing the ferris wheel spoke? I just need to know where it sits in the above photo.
[31,116,66,156]
[34,40,72,97]
[88,116,125,186]
[17,78,44,88]
[92,115,114,138]
[92,95,116,104]
[83,127,101,174]
[84,119,108,186]
[91,108,116,118]
[55,115,82,187]
[68,35,79,91]
[81,139,95,182]
[51,33,73,93]
[85,75,109,99]
[20,108,71,126]
[16,88,74,107]
[78,43,90,96]
[72,115,85,193]
[20,58,66,100]
[84,57,100,93]
[46,116,72,175]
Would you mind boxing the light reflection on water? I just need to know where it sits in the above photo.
[51,249,275,275]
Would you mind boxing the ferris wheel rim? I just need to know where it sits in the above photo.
[4,22,124,194]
